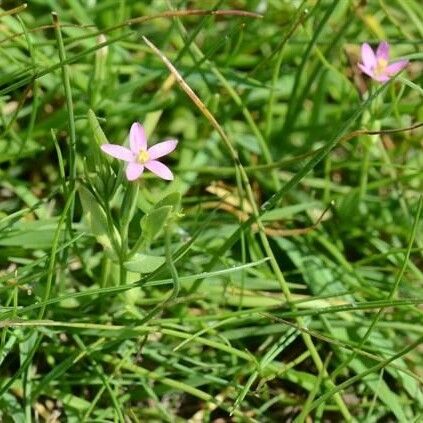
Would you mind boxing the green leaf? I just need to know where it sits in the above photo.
[155,191,181,213]
[337,190,361,224]
[87,108,108,146]
[59,297,80,308]
[78,185,118,250]
[86,109,109,176]
[140,205,172,246]
[124,254,165,274]
[0,219,64,249]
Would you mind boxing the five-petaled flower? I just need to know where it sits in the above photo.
[358,41,408,83]
[101,122,178,181]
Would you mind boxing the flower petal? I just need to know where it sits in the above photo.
[358,63,374,78]
[376,41,389,61]
[385,60,409,76]
[129,122,147,154]
[101,144,134,162]
[374,74,390,83]
[126,163,144,181]
[148,140,178,160]
[145,160,174,180]
[361,43,376,69]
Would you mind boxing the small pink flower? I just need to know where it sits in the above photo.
[101,122,178,181]
[358,41,408,83]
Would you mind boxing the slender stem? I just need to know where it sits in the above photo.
[100,256,111,289]
[119,182,139,285]
[137,222,180,324]
[52,12,77,274]
[38,188,75,319]
[359,141,370,205]
[165,223,180,303]
[0,3,27,17]
[120,182,140,248]
[17,15,39,156]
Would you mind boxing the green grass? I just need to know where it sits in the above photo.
[0,1,422,421]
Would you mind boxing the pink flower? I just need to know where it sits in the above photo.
[358,41,408,83]
[101,122,178,181]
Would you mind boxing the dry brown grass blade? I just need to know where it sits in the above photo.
[0,3,27,18]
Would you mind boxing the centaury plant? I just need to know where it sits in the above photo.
[0,1,421,422]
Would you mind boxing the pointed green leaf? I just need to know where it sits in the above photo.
[155,191,181,213]
[87,109,108,146]
[0,219,64,249]
[124,254,165,274]
[78,185,116,250]
[140,205,172,245]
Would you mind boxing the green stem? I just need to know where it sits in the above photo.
[52,12,79,289]
[138,223,179,324]
[52,12,77,225]
[120,182,140,247]
[119,182,139,285]
[38,188,75,319]
[358,141,370,206]
[165,223,180,303]
[100,256,111,289]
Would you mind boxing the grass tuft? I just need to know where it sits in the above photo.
[0,1,422,421]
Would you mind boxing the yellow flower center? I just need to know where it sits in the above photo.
[374,58,388,77]
[137,150,150,164]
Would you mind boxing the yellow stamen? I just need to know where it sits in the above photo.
[374,58,388,77]
[137,150,149,164]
